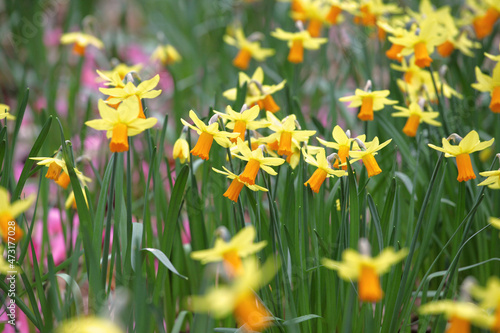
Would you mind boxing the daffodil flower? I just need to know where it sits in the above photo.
[214,105,270,143]
[0,187,35,243]
[151,44,182,65]
[224,28,275,70]
[324,0,356,25]
[99,74,161,119]
[472,64,500,113]
[472,2,500,39]
[351,0,401,27]
[191,226,267,276]
[232,138,285,185]
[471,276,500,330]
[55,316,124,333]
[478,169,500,189]
[30,154,90,190]
[266,112,316,157]
[289,0,331,37]
[271,26,327,64]
[316,125,366,169]
[60,31,104,56]
[303,148,346,193]
[322,239,408,302]
[191,257,277,331]
[98,63,142,81]
[428,131,494,182]
[172,129,190,164]
[339,85,397,121]
[0,104,15,121]
[348,137,392,177]
[378,21,407,62]
[181,111,238,161]
[222,67,286,113]
[419,300,495,333]
[392,101,441,137]
[213,166,268,203]
[85,97,158,153]
[96,70,125,89]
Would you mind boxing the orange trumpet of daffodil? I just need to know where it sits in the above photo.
[392,100,441,137]
[303,147,346,193]
[213,166,268,203]
[472,63,500,113]
[316,125,366,170]
[224,27,275,70]
[266,112,316,157]
[348,137,392,178]
[60,31,103,56]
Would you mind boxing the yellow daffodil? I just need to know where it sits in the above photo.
[214,105,270,143]
[389,19,446,68]
[428,131,494,182]
[339,84,397,121]
[478,169,500,189]
[191,257,277,332]
[99,63,142,81]
[316,125,366,169]
[181,111,238,161]
[472,1,500,39]
[392,101,441,137]
[0,187,35,243]
[191,226,267,276]
[65,184,90,210]
[324,0,357,25]
[0,104,15,121]
[172,128,190,164]
[96,70,125,89]
[322,239,407,302]
[56,316,124,333]
[303,148,346,193]
[232,138,285,185]
[472,64,500,113]
[60,31,104,56]
[271,25,327,64]
[419,300,495,333]
[224,27,275,70]
[99,74,161,119]
[348,137,392,178]
[85,97,158,153]
[471,276,500,330]
[290,0,330,37]
[351,0,401,27]
[213,166,268,203]
[222,67,286,113]
[266,112,316,157]
[30,154,91,190]
[151,44,182,65]
[378,20,408,62]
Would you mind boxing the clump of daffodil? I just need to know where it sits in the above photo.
[191,226,267,276]
[85,97,158,153]
[472,63,500,113]
[55,316,124,333]
[0,187,35,243]
[339,80,397,121]
[472,1,500,39]
[392,99,441,137]
[389,18,446,68]
[271,21,327,64]
[181,111,238,161]
[172,126,190,164]
[316,125,366,170]
[322,239,407,302]
[60,31,103,56]
[266,112,316,157]
[224,27,275,70]
[222,67,286,113]
[348,137,392,178]
[471,276,500,330]
[215,105,270,143]
[303,147,346,193]
[151,44,182,65]
[191,257,277,332]
[0,104,15,121]
[232,138,285,185]
[213,166,268,203]
[99,74,161,119]
[428,131,494,182]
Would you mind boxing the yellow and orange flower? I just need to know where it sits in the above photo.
[60,31,103,56]
[0,187,35,243]
[213,166,268,203]
[316,125,366,170]
[339,84,397,121]
[303,147,346,193]
[348,137,392,178]
[224,27,275,70]
[266,113,316,157]
[271,25,327,64]
[214,105,270,143]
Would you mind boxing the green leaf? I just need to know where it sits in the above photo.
[141,248,188,280]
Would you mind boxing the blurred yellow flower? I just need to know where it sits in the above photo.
[224,27,275,70]
[151,44,182,65]
[392,101,441,137]
[56,316,124,333]
[99,63,142,81]
[0,104,15,121]
[316,125,366,170]
[339,86,397,121]
[213,166,268,203]
[472,2,500,39]
[60,31,103,56]
[471,276,500,331]
[303,147,346,193]
[271,26,327,64]
[478,169,500,189]
[214,105,270,143]
[472,63,500,113]
[0,187,35,243]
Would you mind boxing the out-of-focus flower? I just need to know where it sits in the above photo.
[289,0,331,37]
[266,113,316,157]
[478,169,500,189]
[322,239,407,302]
[85,97,158,153]
[151,44,182,65]
[56,316,124,333]
[472,1,500,39]
[191,226,266,276]
[60,31,103,56]
[472,63,500,113]
[181,111,238,161]
[0,187,35,243]
[99,63,142,81]
[215,105,270,143]
[471,276,500,330]
[99,74,161,118]
[392,100,441,137]
[0,104,15,121]
[317,125,366,170]
[213,166,268,203]
[271,23,327,64]
[339,82,397,121]
[350,0,401,27]
[349,137,392,178]
[224,27,275,70]
[30,152,66,181]
[428,131,494,182]
[303,148,346,193]
[173,128,190,164]
[191,257,277,332]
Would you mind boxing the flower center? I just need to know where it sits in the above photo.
[222,249,243,276]
[362,153,382,178]
[359,97,374,121]
[402,114,421,137]
[304,168,328,193]
[233,48,252,71]
[288,40,304,64]
[110,123,129,153]
[72,43,86,56]
[358,265,383,302]
[455,153,476,182]
[414,42,432,68]
[240,159,261,185]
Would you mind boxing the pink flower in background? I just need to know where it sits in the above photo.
[0,304,29,333]
[81,53,102,91]
[181,219,191,245]
[44,27,63,47]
